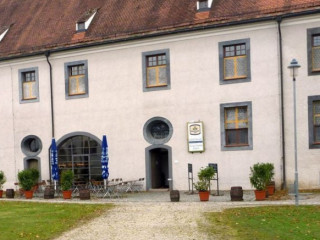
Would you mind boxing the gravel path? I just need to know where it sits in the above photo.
[54,202,219,240]
[40,191,320,240]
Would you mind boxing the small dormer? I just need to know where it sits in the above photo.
[76,9,97,32]
[0,26,9,42]
[197,0,213,11]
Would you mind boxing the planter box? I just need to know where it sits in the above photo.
[6,189,15,198]
[170,190,180,202]
[79,189,90,200]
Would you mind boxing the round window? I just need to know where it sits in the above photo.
[143,117,173,144]
[21,135,42,157]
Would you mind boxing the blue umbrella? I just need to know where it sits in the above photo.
[50,138,59,190]
[101,135,109,189]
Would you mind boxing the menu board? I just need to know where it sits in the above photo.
[187,122,204,153]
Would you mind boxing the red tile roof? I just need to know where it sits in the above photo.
[0,0,319,59]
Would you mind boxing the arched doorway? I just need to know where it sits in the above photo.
[145,145,172,190]
[56,132,102,183]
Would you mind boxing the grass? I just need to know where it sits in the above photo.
[205,205,320,240]
[0,201,113,240]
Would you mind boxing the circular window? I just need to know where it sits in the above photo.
[143,117,173,144]
[21,135,42,157]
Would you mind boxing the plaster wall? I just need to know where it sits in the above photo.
[281,15,320,189]
[0,66,15,187]
[1,18,309,190]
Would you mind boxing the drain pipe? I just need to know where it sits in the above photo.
[45,51,55,138]
[277,17,286,190]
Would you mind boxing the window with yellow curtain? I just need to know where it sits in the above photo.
[224,106,249,146]
[22,71,37,100]
[68,64,86,95]
[142,49,170,92]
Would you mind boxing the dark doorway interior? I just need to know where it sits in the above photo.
[150,148,169,189]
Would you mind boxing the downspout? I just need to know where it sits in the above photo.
[45,51,55,138]
[277,17,286,190]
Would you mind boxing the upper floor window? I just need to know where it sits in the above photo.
[18,67,39,103]
[307,28,320,75]
[199,0,208,9]
[312,35,320,72]
[220,101,253,151]
[219,39,251,84]
[64,60,88,99]
[146,54,167,87]
[308,96,320,148]
[142,49,170,92]
[196,0,213,11]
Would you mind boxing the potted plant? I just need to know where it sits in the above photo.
[0,170,6,198]
[249,163,269,201]
[18,169,39,199]
[61,170,74,199]
[265,163,275,196]
[30,168,40,192]
[194,166,215,201]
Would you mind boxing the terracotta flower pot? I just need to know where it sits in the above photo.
[267,185,275,196]
[254,190,266,201]
[199,191,210,201]
[24,190,34,199]
[62,190,72,199]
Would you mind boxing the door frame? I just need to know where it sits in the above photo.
[145,145,172,191]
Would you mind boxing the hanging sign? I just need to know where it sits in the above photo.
[187,121,205,153]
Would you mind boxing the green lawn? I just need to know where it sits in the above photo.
[0,201,113,240]
[205,205,320,240]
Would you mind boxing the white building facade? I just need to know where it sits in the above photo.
[1,0,320,191]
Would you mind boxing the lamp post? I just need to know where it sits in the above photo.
[288,58,301,206]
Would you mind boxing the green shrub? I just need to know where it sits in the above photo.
[265,163,275,185]
[61,170,74,191]
[29,168,40,186]
[0,170,6,189]
[194,166,215,192]
[18,170,35,191]
[249,163,270,191]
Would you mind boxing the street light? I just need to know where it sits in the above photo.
[288,58,301,206]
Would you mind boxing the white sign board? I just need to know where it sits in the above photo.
[187,122,204,153]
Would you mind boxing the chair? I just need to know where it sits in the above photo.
[90,180,104,197]
[33,180,46,197]
[15,182,24,198]
[132,178,144,192]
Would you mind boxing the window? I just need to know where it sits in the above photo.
[199,0,208,9]
[219,39,251,84]
[64,60,88,99]
[142,49,170,92]
[57,134,102,182]
[146,54,167,88]
[18,67,39,103]
[143,117,173,144]
[307,28,320,75]
[21,135,42,157]
[308,96,320,148]
[77,22,85,31]
[196,0,213,10]
[220,101,253,151]
[312,35,320,72]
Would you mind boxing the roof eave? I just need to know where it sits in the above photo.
[1,8,320,62]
